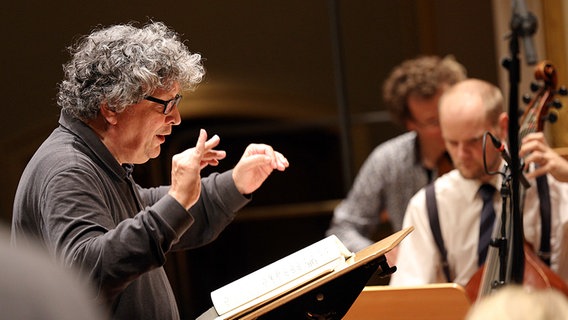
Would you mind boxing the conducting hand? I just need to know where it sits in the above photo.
[169,129,226,209]
[232,144,289,195]
[520,132,568,182]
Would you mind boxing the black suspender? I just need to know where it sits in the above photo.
[425,183,452,282]
[536,175,552,265]
[425,180,552,283]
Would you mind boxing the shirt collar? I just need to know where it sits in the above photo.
[412,131,421,166]
[464,160,505,202]
[58,111,129,180]
[412,131,452,179]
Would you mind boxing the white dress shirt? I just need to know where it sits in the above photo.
[390,167,568,287]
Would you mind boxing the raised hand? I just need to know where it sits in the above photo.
[232,143,289,195]
[168,129,226,209]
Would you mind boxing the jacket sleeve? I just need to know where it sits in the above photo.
[40,165,247,301]
[172,170,250,250]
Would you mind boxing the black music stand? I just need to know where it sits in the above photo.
[197,227,412,320]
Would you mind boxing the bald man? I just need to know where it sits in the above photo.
[390,79,568,287]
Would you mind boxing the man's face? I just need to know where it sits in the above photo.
[110,83,182,164]
[439,92,504,181]
[406,90,445,154]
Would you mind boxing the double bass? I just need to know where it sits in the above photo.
[465,61,568,302]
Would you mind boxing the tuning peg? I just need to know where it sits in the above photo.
[547,110,559,123]
[548,99,563,109]
[530,82,541,92]
[522,94,532,104]
[502,58,511,70]
[557,86,568,96]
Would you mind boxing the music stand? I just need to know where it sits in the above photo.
[198,227,413,320]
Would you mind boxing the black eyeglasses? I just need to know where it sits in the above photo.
[144,94,182,115]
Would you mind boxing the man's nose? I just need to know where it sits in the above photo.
[168,105,182,125]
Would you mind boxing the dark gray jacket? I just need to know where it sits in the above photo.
[11,112,249,319]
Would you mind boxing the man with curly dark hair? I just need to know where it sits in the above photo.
[11,21,288,320]
[326,55,466,259]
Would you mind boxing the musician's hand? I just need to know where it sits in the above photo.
[169,129,226,209]
[232,144,289,195]
[520,132,568,182]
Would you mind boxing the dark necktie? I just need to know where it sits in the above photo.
[478,184,496,266]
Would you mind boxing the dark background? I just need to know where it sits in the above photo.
[1,1,499,318]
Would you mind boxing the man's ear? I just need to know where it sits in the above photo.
[100,103,118,125]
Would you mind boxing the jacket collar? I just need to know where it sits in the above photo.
[58,111,129,180]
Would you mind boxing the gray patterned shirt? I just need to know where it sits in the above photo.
[326,131,444,252]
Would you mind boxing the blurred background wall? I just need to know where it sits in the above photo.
[1,0,567,318]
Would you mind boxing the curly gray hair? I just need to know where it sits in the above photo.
[57,21,205,120]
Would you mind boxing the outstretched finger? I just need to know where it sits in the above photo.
[193,129,208,159]
[204,134,221,151]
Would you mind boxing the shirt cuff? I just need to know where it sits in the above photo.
[152,195,194,237]
[216,170,252,211]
